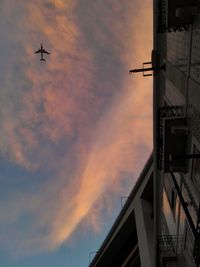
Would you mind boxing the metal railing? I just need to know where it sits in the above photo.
[158,235,185,267]
[159,235,184,255]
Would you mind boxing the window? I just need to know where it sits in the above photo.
[169,188,177,219]
[164,174,177,220]
[191,145,200,194]
[183,222,195,266]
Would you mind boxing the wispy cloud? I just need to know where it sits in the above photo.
[0,0,152,256]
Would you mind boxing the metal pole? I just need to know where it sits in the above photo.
[129,64,165,74]
[170,154,200,160]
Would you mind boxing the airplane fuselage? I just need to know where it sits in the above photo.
[39,44,44,61]
[35,43,50,61]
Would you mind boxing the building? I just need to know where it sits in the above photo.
[89,0,200,266]
[89,155,154,267]
[155,0,200,266]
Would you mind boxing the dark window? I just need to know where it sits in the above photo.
[170,189,175,210]
[169,188,177,219]
[164,174,177,218]
[191,145,200,193]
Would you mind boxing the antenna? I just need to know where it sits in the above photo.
[88,251,98,265]
[129,61,165,77]
[120,196,128,208]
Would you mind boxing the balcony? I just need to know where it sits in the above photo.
[163,117,188,172]
[158,235,185,267]
[157,105,188,172]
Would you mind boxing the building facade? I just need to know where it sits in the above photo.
[155,0,200,266]
[89,0,200,266]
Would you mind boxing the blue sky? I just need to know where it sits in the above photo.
[0,0,152,266]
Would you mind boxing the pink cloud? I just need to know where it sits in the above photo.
[0,0,153,256]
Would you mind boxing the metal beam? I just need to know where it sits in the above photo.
[129,65,165,74]
[170,154,200,160]
[170,172,196,236]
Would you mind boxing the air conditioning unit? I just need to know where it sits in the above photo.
[166,0,197,28]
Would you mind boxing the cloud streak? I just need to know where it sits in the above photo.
[0,0,153,256]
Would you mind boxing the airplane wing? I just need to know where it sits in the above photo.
[43,49,50,54]
[35,49,41,54]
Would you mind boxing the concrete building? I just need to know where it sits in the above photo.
[88,155,154,267]
[89,0,200,266]
[154,0,200,266]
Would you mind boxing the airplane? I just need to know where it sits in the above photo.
[35,43,50,61]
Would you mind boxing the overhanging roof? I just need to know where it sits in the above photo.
[89,153,153,267]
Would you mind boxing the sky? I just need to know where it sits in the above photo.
[0,1,153,266]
